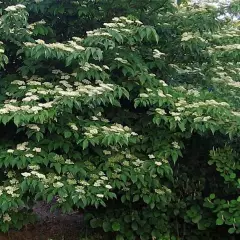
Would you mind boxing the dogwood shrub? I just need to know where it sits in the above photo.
[0,0,239,239]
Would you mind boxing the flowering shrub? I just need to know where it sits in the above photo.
[0,0,240,239]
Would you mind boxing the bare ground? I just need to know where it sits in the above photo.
[0,202,86,240]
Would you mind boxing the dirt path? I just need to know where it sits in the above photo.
[0,202,85,240]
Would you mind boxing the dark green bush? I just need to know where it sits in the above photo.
[0,0,239,239]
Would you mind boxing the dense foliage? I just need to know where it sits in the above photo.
[0,0,240,239]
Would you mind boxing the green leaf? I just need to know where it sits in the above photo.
[230,173,236,179]
[13,115,21,126]
[112,222,121,231]
[1,201,9,213]
[90,218,101,228]
[64,131,72,138]
[116,235,124,240]
[47,193,54,203]
[228,228,235,234]
[143,195,150,204]
[54,163,61,174]
[82,139,89,150]
[209,194,215,200]
[103,222,111,232]
[131,222,138,231]
[192,215,202,224]
[133,195,139,202]
[216,219,224,226]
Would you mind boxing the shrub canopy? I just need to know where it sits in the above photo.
[0,0,240,239]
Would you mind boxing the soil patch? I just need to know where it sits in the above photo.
[0,201,85,240]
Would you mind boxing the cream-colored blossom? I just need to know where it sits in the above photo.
[21,172,31,177]
[148,154,155,159]
[96,194,104,198]
[53,182,64,188]
[33,147,41,153]
[3,214,11,223]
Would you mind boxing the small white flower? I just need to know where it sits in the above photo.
[172,141,180,149]
[89,129,98,135]
[105,185,112,189]
[100,176,108,181]
[16,142,29,151]
[5,6,17,12]
[36,173,46,179]
[27,124,40,131]
[203,116,212,122]
[11,80,25,86]
[65,159,74,165]
[70,124,78,131]
[174,116,181,121]
[3,214,11,223]
[25,154,34,158]
[21,172,31,177]
[139,93,149,98]
[29,165,40,170]
[16,4,26,9]
[148,154,155,159]
[53,182,64,188]
[155,161,162,166]
[103,150,111,155]
[33,147,41,153]
[35,39,45,44]
[7,149,14,153]
[91,116,99,121]
[96,194,104,198]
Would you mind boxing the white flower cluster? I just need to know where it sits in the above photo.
[132,159,144,167]
[148,154,155,159]
[181,32,206,42]
[159,80,168,87]
[172,141,180,149]
[5,4,26,12]
[2,73,118,116]
[7,142,42,156]
[75,185,86,194]
[0,181,20,199]
[80,62,103,72]
[25,40,85,53]
[187,89,200,97]
[53,182,64,188]
[3,214,11,223]
[214,44,240,51]
[65,159,74,165]
[114,57,128,64]
[69,123,78,131]
[194,116,212,122]
[212,73,240,89]
[26,124,40,132]
[22,170,45,179]
[156,108,166,115]
[112,16,143,26]
[155,161,162,166]
[67,41,85,51]
[27,19,46,30]
[84,124,137,138]
[153,49,166,59]
[174,98,229,109]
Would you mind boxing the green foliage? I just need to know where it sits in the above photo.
[0,0,240,239]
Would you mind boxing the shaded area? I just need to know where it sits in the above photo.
[0,202,85,240]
